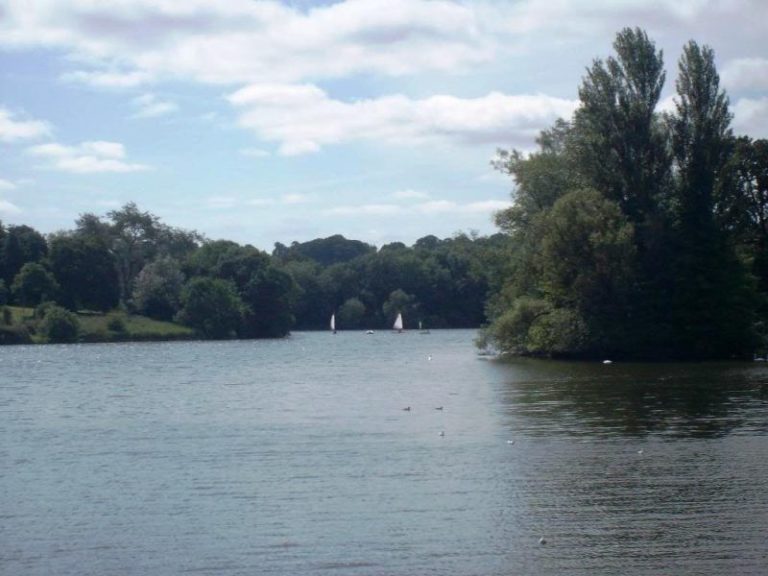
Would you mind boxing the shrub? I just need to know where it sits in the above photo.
[40,305,80,343]
[106,314,127,333]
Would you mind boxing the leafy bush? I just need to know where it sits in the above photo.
[176,277,243,339]
[40,305,80,343]
[106,314,127,333]
[11,263,60,306]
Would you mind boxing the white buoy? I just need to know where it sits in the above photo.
[507,440,515,445]
[603,360,613,364]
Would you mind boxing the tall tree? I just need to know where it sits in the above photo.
[106,202,161,304]
[668,41,755,357]
[48,233,119,311]
[1,224,48,286]
[572,27,670,225]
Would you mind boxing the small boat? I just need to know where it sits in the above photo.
[330,313,336,334]
[419,321,430,334]
[366,330,374,335]
[393,312,403,333]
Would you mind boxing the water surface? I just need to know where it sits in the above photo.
[2,330,767,575]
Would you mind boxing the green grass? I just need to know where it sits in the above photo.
[78,311,195,342]
[3,305,35,324]
[1,305,195,344]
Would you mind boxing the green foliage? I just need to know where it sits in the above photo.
[132,256,185,320]
[1,224,48,286]
[0,279,7,305]
[48,233,119,311]
[176,277,244,339]
[76,311,194,342]
[106,314,127,333]
[484,28,760,360]
[238,265,296,338]
[274,235,375,266]
[11,262,60,307]
[382,289,419,327]
[337,297,366,329]
[39,305,80,343]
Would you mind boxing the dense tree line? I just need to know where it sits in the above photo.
[273,233,507,330]
[1,205,504,341]
[481,28,768,360]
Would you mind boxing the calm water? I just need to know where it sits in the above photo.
[2,330,768,575]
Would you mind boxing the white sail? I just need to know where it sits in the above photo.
[330,314,336,332]
[393,312,403,331]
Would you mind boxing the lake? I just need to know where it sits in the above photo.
[2,330,767,575]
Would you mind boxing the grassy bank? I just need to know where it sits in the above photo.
[0,306,195,344]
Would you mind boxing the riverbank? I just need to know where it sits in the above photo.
[0,306,195,345]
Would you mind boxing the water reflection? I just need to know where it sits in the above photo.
[488,358,768,575]
[493,359,768,438]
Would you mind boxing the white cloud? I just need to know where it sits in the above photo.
[392,189,430,200]
[131,93,178,118]
[205,195,238,209]
[0,0,491,86]
[1,0,766,98]
[325,203,402,216]
[240,147,270,158]
[26,140,150,173]
[281,193,311,205]
[62,69,153,88]
[0,108,51,142]
[0,198,22,215]
[247,198,276,207]
[0,178,17,190]
[229,83,578,154]
[414,199,509,214]
[722,58,768,92]
[733,97,768,138]
[325,198,509,217]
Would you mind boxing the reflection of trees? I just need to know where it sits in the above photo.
[494,359,768,438]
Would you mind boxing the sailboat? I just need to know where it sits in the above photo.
[419,320,430,334]
[330,313,336,334]
[393,312,403,333]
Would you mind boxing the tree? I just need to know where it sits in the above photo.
[668,41,756,357]
[382,289,419,327]
[492,119,575,236]
[274,235,375,265]
[176,277,243,339]
[106,202,161,304]
[572,27,670,225]
[1,224,48,285]
[132,256,185,320]
[721,138,768,290]
[48,234,119,311]
[337,297,366,329]
[238,265,296,338]
[39,305,80,343]
[11,262,59,306]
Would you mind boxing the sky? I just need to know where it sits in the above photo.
[1,0,767,251]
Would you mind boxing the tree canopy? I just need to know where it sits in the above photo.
[482,28,766,360]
